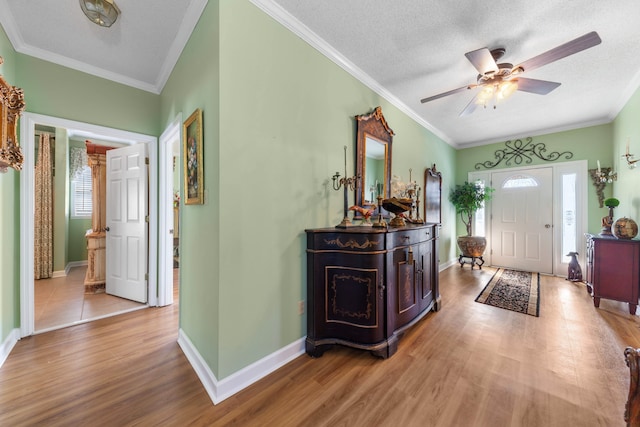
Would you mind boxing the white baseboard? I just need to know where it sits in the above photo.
[440,258,458,271]
[65,260,88,276]
[52,270,66,278]
[0,329,20,368]
[177,329,305,404]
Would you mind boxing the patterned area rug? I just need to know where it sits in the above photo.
[475,269,540,317]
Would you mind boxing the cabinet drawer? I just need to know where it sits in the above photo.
[387,227,432,248]
[309,232,385,252]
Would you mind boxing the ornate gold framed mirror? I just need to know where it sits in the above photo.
[355,106,394,210]
[0,56,26,173]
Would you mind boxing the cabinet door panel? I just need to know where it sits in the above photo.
[311,251,385,344]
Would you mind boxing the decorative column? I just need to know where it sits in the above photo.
[84,141,112,293]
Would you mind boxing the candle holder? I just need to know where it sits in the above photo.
[332,146,359,228]
[624,138,640,169]
[372,195,387,228]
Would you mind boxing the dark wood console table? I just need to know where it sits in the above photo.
[305,223,441,358]
[585,233,640,315]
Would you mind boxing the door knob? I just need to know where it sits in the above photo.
[545,224,551,229]
[105,226,110,232]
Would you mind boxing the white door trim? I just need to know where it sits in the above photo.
[19,112,158,337]
[158,115,182,307]
[469,159,587,276]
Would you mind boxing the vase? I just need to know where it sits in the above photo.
[457,236,487,257]
[613,217,638,239]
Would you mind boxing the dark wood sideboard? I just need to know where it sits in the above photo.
[305,223,441,358]
[585,233,640,315]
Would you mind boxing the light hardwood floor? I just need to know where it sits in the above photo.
[2,266,639,426]
[35,266,145,332]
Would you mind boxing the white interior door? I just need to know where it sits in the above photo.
[106,143,148,303]
[490,167,553,273]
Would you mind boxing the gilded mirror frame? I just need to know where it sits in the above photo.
[355,106,394,212]
[0,56,26,172]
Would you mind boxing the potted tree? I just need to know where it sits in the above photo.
[449,181,494,257]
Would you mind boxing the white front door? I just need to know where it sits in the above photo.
[106,144,148,303]
[490,167,553,273]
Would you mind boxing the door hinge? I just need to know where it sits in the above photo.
[145,215,150,223]
[145,273,148,281]
[145,157,149,165]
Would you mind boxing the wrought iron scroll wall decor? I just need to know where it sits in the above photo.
[474,137,573,170]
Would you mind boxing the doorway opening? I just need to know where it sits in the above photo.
[20,113,159,337]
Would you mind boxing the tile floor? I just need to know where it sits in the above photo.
[34,266,148,332]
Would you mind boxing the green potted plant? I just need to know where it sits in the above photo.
[449,181,494,257]
[600,197,620,236]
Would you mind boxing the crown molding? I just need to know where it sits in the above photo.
[249,0,453,147]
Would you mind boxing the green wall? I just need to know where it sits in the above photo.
[612,87,640,220]
[0,25,19,345]
[456,124,613,234]
[160,0,453,379]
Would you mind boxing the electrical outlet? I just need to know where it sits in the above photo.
[298,300,305,315]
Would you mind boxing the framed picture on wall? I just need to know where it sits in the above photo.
[183,108,204,205]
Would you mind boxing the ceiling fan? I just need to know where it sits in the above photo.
[420,31,602,116]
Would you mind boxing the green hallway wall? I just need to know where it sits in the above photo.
[160,0,454,380]
[0,25,19,345]
[612,86,640,219]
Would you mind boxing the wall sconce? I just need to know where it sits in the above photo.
[595,160,617,183]
[589,162,616,208]
[80,0,120,28]
[624,138,640,169]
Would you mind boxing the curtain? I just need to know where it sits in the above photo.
[34,133,53,279]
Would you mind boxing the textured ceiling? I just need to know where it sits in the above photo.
[2,0,640,147]
[0,0,207,94]
[255,0,640,147]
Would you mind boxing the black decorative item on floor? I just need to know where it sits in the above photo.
[475,269,540,317]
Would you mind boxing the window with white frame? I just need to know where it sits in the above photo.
[70,147,92,219]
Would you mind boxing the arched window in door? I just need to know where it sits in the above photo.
[501,174,539,188]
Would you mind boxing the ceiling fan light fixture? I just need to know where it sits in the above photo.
[80,0,120,27]
[497,80,518,100]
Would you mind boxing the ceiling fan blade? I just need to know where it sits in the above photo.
[465,47,499,74]
[459,93,481,117]
[420,85,474,103]
[515,31,601,73]
[515,77,561,95]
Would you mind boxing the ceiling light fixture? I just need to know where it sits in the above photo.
[80,0,120,28]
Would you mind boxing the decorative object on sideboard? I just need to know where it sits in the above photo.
[0,56,26,173]
[474,137,573,170]
[450,181,494,268]
[600,197,619,236]
[332,145,360,228]
[348,205,375,227]
[424,164,443,224]
[372,195,387,228]
[613,217,638,240]
[623,138,640,169]
[589,166,615,208]
[381,197,413,227]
